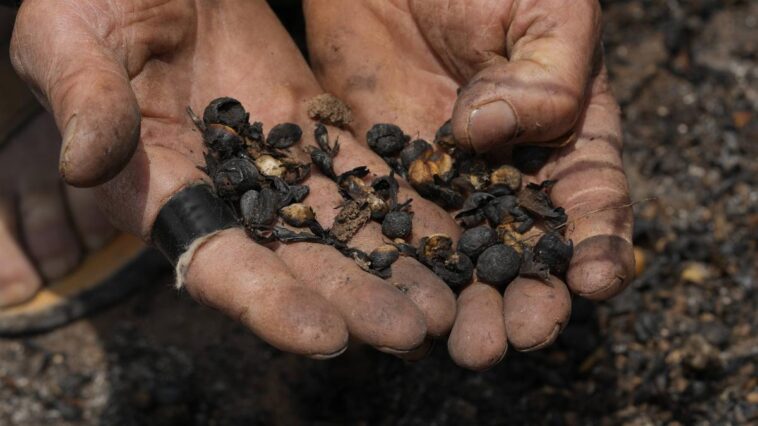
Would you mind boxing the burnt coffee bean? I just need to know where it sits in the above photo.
[417,234,454,265]
[483,195,519,226]
[400,139,433,169]
[433,253,474,289]
[370,245,400,270]
[212,157,260,199]
[513,145,553,174]
[490,165,522,193]
[279,203,316,227]
[519,247,550,281]
[204,124,244,159]
[457,226,498,261]
[488,184,515,197]
[203,97,249,130]
[310,149,336,180]
[534,232,574,276]
[367,123,409,156]
[434,119,456,152]
[266,123,302,149]
[368,195,390,221]
[241,188,279,226]
[255,155,285,178]
[289,185,310,203]
[476,244,521,287]
[382,211,413,239]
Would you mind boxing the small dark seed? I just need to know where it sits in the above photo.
[212,157,260,199]
[203,97,249,130]
[534,232,574,276]
[476,244,521,287]
[382,211,413,239]
[266,123,302,149]
[203,124,244,160]
[370,245,400,270]
[400,139,432,169]
[513,145,553,174]
[289,185,310,203]
[367,123,408,157]
[310,149,336,180]
[457,226,498,261]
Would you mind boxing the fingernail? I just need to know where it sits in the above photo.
[467,100,517,153]
[59,114,79,178]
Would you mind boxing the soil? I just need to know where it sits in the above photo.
[1,1,756,425]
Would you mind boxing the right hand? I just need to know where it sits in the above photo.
[10,0,458,357]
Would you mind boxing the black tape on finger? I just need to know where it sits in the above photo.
[151,184,238,265]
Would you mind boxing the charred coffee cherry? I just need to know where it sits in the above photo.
[241,188,279,226]
[279,203,316,227]
[457,226,498,261]
[382,211,413,239]
[203,97,249,130]
[266,123,302,149]
[204,125,244,159]
[417,234,454,265]
[434,119,456,151]
[433,253,474,289]
[476,244,521,287]
[310,149,336,180]
[400,139,432,169]
[213,157,260,199]
[534,232,573,276]
[289,185,310,203]
[490,165,522,193]
[513,145,553,174]
[483,195,519,226]
[367,123,409,157]
[370,245,400,271]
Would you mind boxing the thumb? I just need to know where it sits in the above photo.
[451,0,602,153]
[10,0,140,187]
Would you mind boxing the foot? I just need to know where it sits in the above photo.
[0,112,116,308]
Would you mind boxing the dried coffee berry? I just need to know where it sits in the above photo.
[279,203,316,228]
[434,119,456,152]
[288,185,310,203]
[476,244,521,287]
[382,210,413,239]
[534,232,573,276]
[483,195,519,226]
[370,245,400,271]
[490,165,522,193]
[204,124,244,160]
[240,188,278,227]
[212,157,260,199]
[457,226,498,261]
[400,139,433,169]
[367,123,409,157]
[310,148,336,180]
[433,252,474,289]
[203,97,249,131]
[417,234,454,265]
[513,145,553,174]
[519,247,550,281]
[266,123,302,149]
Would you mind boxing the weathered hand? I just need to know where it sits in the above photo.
[305,0,635,369]
[10,0,459,357]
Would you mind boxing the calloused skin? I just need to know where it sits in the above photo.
[304,0,635,370]
[9,0,464,358]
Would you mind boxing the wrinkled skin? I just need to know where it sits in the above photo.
[9,0,462,358]
[304,0,634,370]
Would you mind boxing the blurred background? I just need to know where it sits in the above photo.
[0,0,755,424]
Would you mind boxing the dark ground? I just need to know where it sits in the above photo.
[1,1,756,425]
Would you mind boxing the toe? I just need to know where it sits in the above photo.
[65,186,116,250]
[19,189,82,279]
[0,201,42,307]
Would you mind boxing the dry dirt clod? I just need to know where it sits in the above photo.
[307,93,353,128]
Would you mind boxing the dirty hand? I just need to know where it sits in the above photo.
[305,0,635,369]
[10,0,460,357]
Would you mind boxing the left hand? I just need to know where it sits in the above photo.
[305,0,635,370]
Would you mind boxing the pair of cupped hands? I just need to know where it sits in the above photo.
[11,0,634,370]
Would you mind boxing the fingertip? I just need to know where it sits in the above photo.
[59,90,141,187]
[503,276,571,352]
[390,258,457,337]
[448,283,508,371]
[567,234,635,301]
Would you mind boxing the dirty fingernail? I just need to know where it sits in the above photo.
[467,101,517,153]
